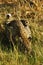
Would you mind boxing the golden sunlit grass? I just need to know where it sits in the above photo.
[0,0,43,65]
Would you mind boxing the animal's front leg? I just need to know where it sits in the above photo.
[9,29,14,51]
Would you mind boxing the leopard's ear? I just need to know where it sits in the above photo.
[6,14,11,19]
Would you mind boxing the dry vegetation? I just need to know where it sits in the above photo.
[0,0,43,65]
